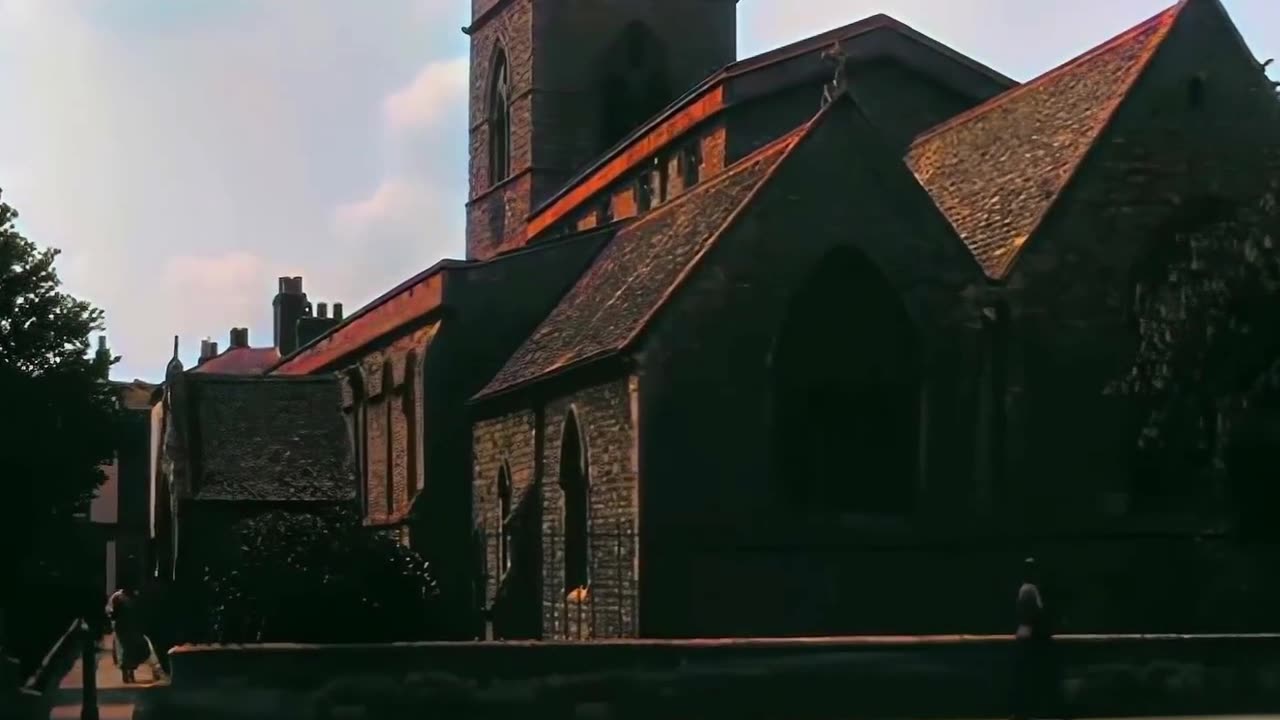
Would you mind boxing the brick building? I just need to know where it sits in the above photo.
[265,0,1280,640]
[89,349,160,597]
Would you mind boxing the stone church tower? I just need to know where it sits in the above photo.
[464,0,739,260]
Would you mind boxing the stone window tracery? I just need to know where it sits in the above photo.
[489,48,511,185]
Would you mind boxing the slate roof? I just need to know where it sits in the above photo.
[192,346,281,375]
[184,373,356,502]
[475,129,805,400]
[906,3,1182,279]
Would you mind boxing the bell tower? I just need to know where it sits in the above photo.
[464,0,738,261]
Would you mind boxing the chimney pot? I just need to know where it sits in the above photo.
[333,303,344,321]
[199,338,219,361]
[317,302,328,319]
[229,327,249,348]
[97,336,107,351]
[277,276,304,295]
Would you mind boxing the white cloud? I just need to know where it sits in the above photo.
[384,57,469,133]
[334,178,431,233]
[164,251,265,296]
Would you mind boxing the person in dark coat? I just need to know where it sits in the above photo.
[1011,557,1057,720]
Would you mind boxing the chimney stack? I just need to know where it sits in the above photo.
[317,302,328,319]
[333,303,344,321]
[94,335,111,367]
[272,276,308,356]
[199,337,219,361]
[229,327,249,349]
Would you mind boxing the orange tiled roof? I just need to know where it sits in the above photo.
[906,3,1183,279]
[191,346,281,375]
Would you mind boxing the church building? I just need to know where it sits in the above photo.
[253,0,1280,640]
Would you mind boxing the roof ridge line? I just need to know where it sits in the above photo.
[912,2,1184,148]
[616,111,827,354]
[989,1,1185,279]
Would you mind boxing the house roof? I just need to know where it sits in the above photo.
[906,2,1183,279]
[111,379,159,410]
[191,346,281,375]
[474,127,808,401]
[184,373,356,502]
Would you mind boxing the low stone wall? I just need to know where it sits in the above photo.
[143,634,1280,720]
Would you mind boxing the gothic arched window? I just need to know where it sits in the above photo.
[598,22,673,153]
[346,367,368,519]
[497,463,513,577]
[772,247,921,514]
[559,409,589,594]
[489,48,512,185]
[383,359,395,517]
[403,351,420,506]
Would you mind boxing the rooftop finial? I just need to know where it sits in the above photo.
[820,41,849,107]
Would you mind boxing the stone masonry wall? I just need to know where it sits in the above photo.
[556,124,727,238]
[540,379,637,640]
[466,0,534,260]
[471,377,638,640]
[342,324,438,528]
[472,407,537,623]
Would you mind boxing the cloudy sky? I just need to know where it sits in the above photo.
[0,0,1275,381]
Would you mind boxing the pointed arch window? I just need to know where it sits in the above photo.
[383,359,395,518]
[346,368,368,519]
[559,409,589,594]
[497,463,513,577]
[489,49,512,185]
[403,351,420,506]
[598,21,673,153]
[772,247,921,514]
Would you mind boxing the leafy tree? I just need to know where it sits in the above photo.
[0,189,120,668]
[1111,183,1280,531]
[194,510,442,644]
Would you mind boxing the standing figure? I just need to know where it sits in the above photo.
[106,579,164,683]
[1012,557,1056,720]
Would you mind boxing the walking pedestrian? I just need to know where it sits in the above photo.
[1011,557,1054,720]
[106,577,166,683]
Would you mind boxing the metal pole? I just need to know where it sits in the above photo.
[80,620,99,720]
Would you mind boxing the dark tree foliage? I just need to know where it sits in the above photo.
[1111,184,1280,533]
[0,189,120,669]
[196,510,442,644]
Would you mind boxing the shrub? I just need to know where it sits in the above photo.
[194,510,442,644]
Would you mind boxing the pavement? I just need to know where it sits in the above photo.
[46,635,168,720]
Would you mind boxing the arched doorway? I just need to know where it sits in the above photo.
[772,247,921,514]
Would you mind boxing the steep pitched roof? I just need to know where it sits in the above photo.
[184,374,356,502]
[906,2,1183,279]
[475,129,806,400]
[192,346,281,375]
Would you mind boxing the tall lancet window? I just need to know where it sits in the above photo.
[489,49,512,185]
